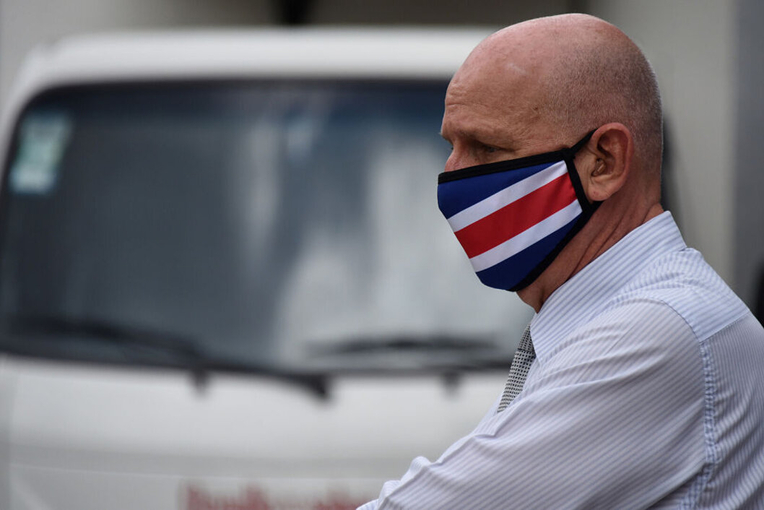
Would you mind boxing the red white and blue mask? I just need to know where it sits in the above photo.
[437,131,599,292]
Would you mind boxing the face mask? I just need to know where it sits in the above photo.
[437,131,599,292]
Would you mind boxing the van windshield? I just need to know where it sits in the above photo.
[0,81,530,375]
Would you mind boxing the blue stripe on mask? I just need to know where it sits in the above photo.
[437,160,558,219]
[476,215,579,290]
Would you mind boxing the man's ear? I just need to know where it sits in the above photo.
[575,123,633,202]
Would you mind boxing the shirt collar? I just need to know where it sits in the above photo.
[530,211,686,363]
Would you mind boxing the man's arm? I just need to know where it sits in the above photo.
[359,300,707,509]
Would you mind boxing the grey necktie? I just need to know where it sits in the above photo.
[497,325,536,413]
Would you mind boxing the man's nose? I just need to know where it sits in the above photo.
[444,150,469,173]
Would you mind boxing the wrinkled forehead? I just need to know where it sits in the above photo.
[445,42,548,121]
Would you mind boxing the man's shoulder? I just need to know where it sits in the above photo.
[536,296,704,394]
[541,246,760,382]
[605,246,750,342]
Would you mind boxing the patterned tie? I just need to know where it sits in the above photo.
[497,325,536,413]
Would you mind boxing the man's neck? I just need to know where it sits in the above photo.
[518,202,664,312]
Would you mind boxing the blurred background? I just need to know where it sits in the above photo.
[1,1,763,508]
[1,0,762,311]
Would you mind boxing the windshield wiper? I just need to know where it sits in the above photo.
[310,334,503,356]
[1,314,328,397]
[6,313,202,357]
[309,334,513,373]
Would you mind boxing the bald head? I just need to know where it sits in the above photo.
[447,14,663,174]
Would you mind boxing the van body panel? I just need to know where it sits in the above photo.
[2,356,503,508]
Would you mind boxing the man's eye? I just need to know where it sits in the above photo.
[482,144,498,154]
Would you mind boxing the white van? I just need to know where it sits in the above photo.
[0,29,532,510]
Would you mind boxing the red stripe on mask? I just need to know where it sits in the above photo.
[454,173,578,259]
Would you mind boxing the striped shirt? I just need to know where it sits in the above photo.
[358,212,764,509]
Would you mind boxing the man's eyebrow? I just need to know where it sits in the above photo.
[441,128,513,149]
[440,127,475,143]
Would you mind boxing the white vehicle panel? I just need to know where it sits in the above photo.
[3,356,504,508]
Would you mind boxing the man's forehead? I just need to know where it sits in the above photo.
[448,35,549,110]
[445,57,543,123]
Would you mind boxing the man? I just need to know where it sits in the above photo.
[358,13,764,509]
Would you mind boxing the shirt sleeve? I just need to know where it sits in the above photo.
[357,300,707,510]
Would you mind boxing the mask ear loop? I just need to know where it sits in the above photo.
[563,129,600,214]
[566,129,596,157]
